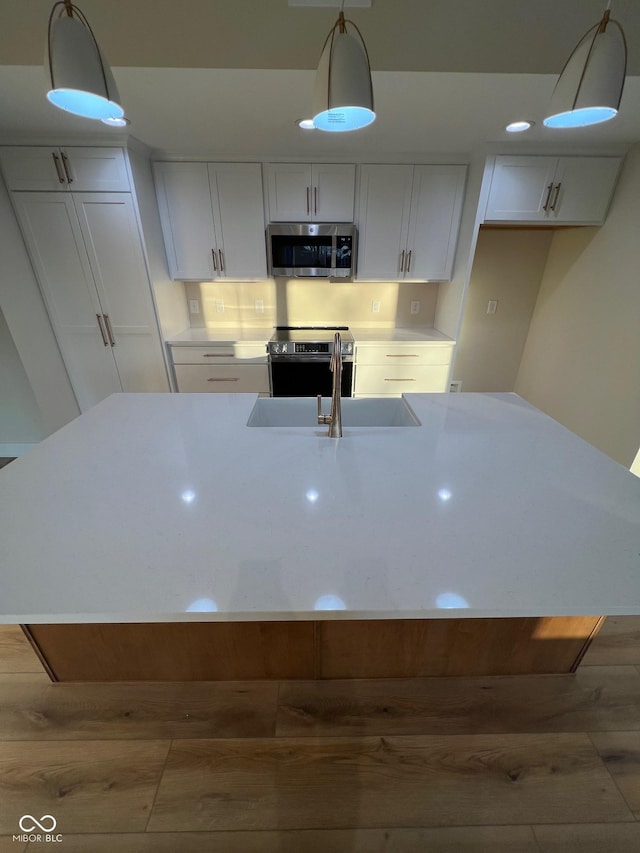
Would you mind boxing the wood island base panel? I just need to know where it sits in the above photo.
[24,616,605,682]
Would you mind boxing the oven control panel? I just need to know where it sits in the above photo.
[295,343,329,354]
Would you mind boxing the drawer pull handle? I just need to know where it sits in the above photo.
[52,152,65,183]
[207,377,239,382]
[103,314,116,347]
[96,314,108,346]
[203,353,234,358]
[211,248,218,272]
[542,182,554,212]
[399,249,405,273]
[61,151,73,184]
[549,182,562,211]
[384,378,416,382]
[406,249,412,272]
[306,186,310,215]
[219,249,225,272]
[386,354,419,358]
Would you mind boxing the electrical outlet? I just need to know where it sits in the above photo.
[372,300,381,313]
[410,300,420,315]
[255,300,264,314]
[487,300,498,315]
[215,299,224,313]
[188,299,200,315]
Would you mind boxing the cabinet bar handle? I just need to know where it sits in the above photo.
[306,186,310,215]
[103,314,116,347]
[52,153,65,183]
[203,353,234,358]
[549,182,562,211]
[96,314,109,346]
[406,250,412,272]
[218,249,225,272]
[211,248,218,272]
[400,250,405,273]
[386,354,419,358]
[61,152,72,184]
[384,378,416,382]
[542,182,554,211]
[314,186,318,215]
[207,377,239,382]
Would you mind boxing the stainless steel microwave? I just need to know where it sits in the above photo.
[267,223,356,278]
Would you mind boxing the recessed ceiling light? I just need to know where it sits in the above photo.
[505,120,534,133]
[297,118,316,130]
[101,116,130,127]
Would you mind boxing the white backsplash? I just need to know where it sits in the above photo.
[185,279,439,328]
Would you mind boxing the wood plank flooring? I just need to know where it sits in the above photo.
[2,617,640,850]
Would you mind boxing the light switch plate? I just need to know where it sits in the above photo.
[215,300,224,313]
[487,300,498,315]
[372,300,381,313]
[410,301,420,315]
[188,299,200,315]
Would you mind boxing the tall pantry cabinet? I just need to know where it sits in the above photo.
[1,147,169,412]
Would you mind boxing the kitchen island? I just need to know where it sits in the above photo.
[1,392,639,681]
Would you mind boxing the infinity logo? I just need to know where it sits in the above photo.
[19,815,57,832]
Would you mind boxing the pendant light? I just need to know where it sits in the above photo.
[544,2,627,128]
[46,0,125,122]
[312,3,375,132]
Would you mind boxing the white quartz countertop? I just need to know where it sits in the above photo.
[167,327,455,345]
[1,392,639,624]
[350,326,455,343]
[167,327,274,345]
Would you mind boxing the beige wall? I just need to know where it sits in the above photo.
[185,280,439,330]
[515,144,640,468]
[453,228,552,391]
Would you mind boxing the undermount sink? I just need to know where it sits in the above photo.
[246,396,421,428]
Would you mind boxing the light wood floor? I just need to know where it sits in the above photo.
[2,618,640,851]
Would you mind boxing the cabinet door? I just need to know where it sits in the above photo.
[484,156,558,222]
[356,165,413,280]
[406,166,466,281]
[551,157,622,224]
[61,147,129,192]
[154,162,218,280]
[73,193,169,394]
[209,163,267,279]
[0,147,69,191]
[266,163,312,221]
[11,193,122,410]
[0,146,129,192]
[312,164,355,221]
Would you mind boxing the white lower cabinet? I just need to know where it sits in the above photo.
[169,344,270,394]
[12,192,169,411]
[353,343,454,396]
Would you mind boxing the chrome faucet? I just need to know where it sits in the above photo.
[317,332,343,438]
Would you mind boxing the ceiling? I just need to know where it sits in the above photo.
[0,0,639,158]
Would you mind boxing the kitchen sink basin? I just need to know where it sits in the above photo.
[246,396,421,428]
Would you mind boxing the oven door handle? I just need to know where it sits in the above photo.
[293,273,332,278]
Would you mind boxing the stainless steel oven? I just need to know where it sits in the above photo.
[268,327,354,397]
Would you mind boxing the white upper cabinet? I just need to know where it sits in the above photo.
[484,155,622,224]
[0,146,130,192]
[12,191,168,412]
[266,163,355,222]
[357,164,466,281]
[154,161,266,281]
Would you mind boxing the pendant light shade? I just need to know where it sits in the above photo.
[46,1,124,121]
[313,11,375,132]
[544,7,627,128]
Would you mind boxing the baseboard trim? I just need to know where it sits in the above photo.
[0,442,38,457]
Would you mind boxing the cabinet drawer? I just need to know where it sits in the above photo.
[174,364,270,393]
[354,364,450,395]
[355,344,454,366]
[170,344,268,365]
